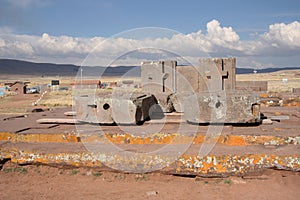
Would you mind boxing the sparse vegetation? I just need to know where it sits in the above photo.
[38,90,73,107]
[71,169,79,175]
[237,70,300,93]
[224,179,232,185]
[3,167,28,174]
[93,172,103,177]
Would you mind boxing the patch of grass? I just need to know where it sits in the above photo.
[224,179,232,185]
[3,167,28,174]
[38,90,72,107]
[93,172,103,177]
[71,169,79,175]
[204,181,209,185]
[2,168,13,173]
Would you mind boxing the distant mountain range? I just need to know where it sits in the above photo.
[0,59,299,77]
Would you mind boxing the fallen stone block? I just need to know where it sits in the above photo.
[184,91,260,124]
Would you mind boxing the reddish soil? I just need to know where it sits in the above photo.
[0,93,40,113]
[0,162,299,200]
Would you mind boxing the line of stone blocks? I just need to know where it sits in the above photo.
[75,94,158,125]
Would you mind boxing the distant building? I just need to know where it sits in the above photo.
[8,81,30,94]
[71,80,101,89]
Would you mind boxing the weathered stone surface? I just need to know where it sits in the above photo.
[1,148,299,176]
[176,65,201,93]
[75,95,100,123]
[141,60,177,93]
[184,91,260,123]
[132,94,158,122]
[292,88,300,93]
[149,92,173,113]
[198,57,236,92]
[169,93,192,113]
[140,57,261,123]
[75,94,158,124]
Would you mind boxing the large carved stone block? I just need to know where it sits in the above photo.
[184,92,260,123]
[75,94,158,125]
[141,60,177,93]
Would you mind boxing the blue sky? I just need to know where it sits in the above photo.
[2,0,300,38]
[0,0,300,68]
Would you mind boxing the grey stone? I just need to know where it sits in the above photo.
[176,65,201,93]
[148,92,173,113]
[197,57,236,92]
[262,119,273,125]
[75,93,158,125]
[292,88,300,93]
[184,91,260,123]
[140,57,261,123]
[141,60,177,93]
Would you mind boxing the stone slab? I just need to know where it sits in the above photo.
[184,91,260,123]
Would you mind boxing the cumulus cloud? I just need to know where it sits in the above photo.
[0,20,299,68]
[261,21,300,52]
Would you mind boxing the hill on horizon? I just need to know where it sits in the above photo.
[0,59,299,77]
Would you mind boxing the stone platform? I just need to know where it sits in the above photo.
[0,106,299,176]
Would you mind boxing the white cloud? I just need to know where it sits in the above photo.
[0,20,299,68]
[206,20,240,44]
[262,21,300,48]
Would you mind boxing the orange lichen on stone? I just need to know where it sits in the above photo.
[260,93,269,98]
[193,135,205,144]
[0,132,14,141]
[225,135,246,146]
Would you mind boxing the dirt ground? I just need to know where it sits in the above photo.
[1,162,300,200]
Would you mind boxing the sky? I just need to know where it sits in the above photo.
[0,0,300,68]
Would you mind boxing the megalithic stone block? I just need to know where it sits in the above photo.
[198,57,236,92]
[152,92,174,113]
[184,91,260,124]
[176,65,201,93]
[110,98,137,124]
[75,95,100,123]
[132,94,159,122]
[75,94,159,125]
[141,60,177,93]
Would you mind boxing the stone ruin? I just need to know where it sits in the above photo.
[141,58,260,123]
[75,57,261,124]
